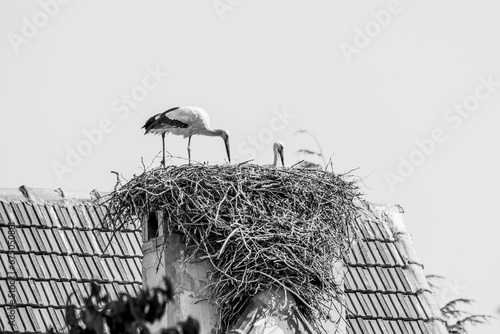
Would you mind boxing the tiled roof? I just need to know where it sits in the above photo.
[345,203,447,334]
[0,186,142,334]
[0,185,445,334]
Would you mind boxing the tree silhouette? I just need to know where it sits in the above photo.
[47,276,199,334]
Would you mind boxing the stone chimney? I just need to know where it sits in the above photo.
[142,211,220,334]
[142,211,346,334]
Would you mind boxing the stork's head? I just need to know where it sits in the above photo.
[216,129,231,163]
[273,142,285,167]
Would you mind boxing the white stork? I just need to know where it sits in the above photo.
[142,106,231,166]
[271,142,285,167]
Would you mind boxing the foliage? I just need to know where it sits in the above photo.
[46,276,199,334]
[441,298,493,334]
[294,129,326,170]
[103,164,362,333]
[427,275,493,334]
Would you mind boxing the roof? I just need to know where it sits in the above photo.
[0,186,446,334]
[345,202,447,334]
[0,186,143,334]
[224,202,448,334]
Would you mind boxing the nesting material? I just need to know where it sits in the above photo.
[103,164,362,332]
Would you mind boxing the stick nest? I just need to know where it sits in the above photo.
[103,164,362,332]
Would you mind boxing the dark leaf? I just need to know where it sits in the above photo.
[179,316,200,334]
[81,329,98,334]
[442,309,471,320]
[151,289,169,320]
[454,315,493,327]
[105,300,127,334]
[69,325,84,334]
[442,299,475,313]
[297,149,321,157]
[81,307,104,334]
[138,324,151,334]
[90,282,101,299]
[65,304,79,328]
[144,292,159,322]
[426,274,445,281]
[163,276,174,301]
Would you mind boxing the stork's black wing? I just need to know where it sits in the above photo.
[142,107,187,133]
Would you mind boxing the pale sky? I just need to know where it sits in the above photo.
[1,1,499,333]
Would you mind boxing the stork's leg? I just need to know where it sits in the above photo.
[161,133,166,167]
[187,135,192,164]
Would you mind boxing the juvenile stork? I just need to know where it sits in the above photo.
[271,142,285,167]
[142,106,231,166]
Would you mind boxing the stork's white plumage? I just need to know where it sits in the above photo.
[142,106,231,166]
[272,142,285,167]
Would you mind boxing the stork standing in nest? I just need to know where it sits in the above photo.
[271,142,285,167]
[142,106,231,166]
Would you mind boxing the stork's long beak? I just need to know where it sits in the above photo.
[224,138,231,163]
[279,148,285,167]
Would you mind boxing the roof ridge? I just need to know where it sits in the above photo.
[378,207,448,334]
[0,186,108,204]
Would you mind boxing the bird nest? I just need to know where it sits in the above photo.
[102,164,362,332]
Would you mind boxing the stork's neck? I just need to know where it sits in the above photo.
[201,128,222,137]
[273,147,278,167]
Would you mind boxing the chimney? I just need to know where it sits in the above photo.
[142,212,219,333]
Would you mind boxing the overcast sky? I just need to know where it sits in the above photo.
[1,1,499,333]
